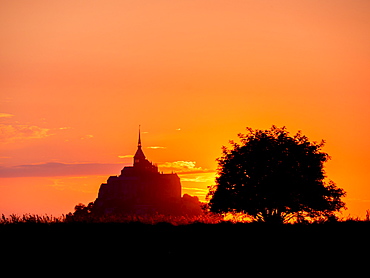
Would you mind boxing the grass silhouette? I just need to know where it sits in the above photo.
[1,212,370,268]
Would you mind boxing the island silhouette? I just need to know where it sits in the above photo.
[73,128,202,216]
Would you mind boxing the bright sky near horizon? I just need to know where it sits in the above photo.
[1,0,369,217]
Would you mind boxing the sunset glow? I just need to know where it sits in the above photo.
[1,1,369,217]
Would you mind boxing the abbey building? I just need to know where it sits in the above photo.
[94,130,182,214]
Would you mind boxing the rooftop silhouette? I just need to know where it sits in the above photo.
[93,128,189,215]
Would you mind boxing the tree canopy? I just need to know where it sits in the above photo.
[207,126,346,223]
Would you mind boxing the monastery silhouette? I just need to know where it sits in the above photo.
[94,128,193,215]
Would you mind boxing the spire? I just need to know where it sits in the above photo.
[132,126,158,173]
[134,125,146,164]
[138,125,141,148]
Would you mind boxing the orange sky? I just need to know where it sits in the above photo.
[1,0,370,217]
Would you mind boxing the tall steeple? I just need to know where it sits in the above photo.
[138,125,142,148]
[132,126,158,173]
[134,125,146,165]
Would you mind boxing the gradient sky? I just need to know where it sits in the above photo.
[1,0,369,217]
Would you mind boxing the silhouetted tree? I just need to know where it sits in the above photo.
[180,194,203,215]
[73,202,94,217]
[207,126,346,223]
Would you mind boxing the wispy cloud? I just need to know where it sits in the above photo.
[80,134,94,140]
[0,123,51,142]
[146,146,166,149]
[180,174,215,183]
[118,155,134,159]
[0,162,124,178]
[0,113,14,118]
[0,160,215,179]
[157,161,215,175]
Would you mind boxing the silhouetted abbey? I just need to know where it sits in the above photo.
[94,129,184,215]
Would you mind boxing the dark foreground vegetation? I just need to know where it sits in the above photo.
[1,214,370,270]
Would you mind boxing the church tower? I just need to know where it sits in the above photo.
[134,126,146,166]
[133,126,158,173]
